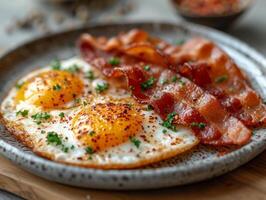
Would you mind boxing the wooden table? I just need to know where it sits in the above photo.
[0,0,265,199]
[0,151,265,200]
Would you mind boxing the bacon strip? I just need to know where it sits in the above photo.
[169,38,266,127]
[87,29,266,128]
[79,32,252,146]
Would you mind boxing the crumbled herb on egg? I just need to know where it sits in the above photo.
[31,112,51,124]
[15,82,24,89]
[85,146,94,154]
[146,104,154,111]
[162,112,178,132]
[85,70,95,80]
[47,132,62,146]
[53,84,61,91]
[130,137,141,148]
[59,112,65,118]
[95,83,109,93]
[16,110,29,117]
[66,64,80,73]
[89,130,95,136]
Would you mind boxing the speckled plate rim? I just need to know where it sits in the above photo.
[0,21,265,190]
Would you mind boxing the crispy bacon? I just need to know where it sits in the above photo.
[79,31,253,146]
[171,38,266,127]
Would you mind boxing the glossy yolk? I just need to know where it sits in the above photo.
[72,103,143,151]
[15,70,84,109]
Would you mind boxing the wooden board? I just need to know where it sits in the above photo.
[0,151,265,200]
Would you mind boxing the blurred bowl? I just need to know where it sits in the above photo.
[171,0,254,29]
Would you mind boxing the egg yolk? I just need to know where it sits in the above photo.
[15,70,84,109]
[72,103,143,151]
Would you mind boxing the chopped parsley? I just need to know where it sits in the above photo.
[174,39,185,45]
[108,57,120,66]
[263,100,266,105]
[45,131,75,153]
[89,130,95,136]
[130,137,141,148]
[53,84,61,91]
[59,112,65,118]
[62,146,69,153]
[144,65,150,71]
[160,78,168,85]
[141,77,156,91]
[85,70,95,80]
[191,122,206,129]
[95,82,109,93]
[162,129,167,134]
[83,101,88,106]
[162,112,178,132]
[66,64,80,73]
[74,98,81,104]
[178,79,186,87]
[215,75,228,84]
[46,131,73,153]
[51,59,61,70]
[41,130,46,134]
[31,112,51,124]
[85,146,94,154]
[146,104,154,111]
[16,110,29,117]
[15,82,24,89]
[171,76,178,83]
[47,132,62,146]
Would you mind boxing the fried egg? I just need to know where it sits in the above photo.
[0,57,198,169]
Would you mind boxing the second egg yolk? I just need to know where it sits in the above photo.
[72,103,143,151]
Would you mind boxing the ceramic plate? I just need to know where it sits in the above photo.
[0,22,265,190]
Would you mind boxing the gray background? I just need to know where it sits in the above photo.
[0,0,265,199]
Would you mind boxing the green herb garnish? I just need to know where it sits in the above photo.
[51,59,61,70]
[66,64,80,73]
[31,112,51,124]
[16,110,29,117]
[162,129,167,134]
[59,112,65,118]
[191,122,206,129]
[95,83,109,93]
[160,78,168,85]
[130,137,141,148]
[171,76,178,83]
[15,82,24,89]
[108,57,120,66]
[53,84,61,91]
[144,65,150,71]
[215,75,228,84]
[85,70,95,80]
[141,77,156,91]
[89,130,95,136]
[85,146,94,154]
[47,132,62,146]
[146,104,154,111]
[162,112,178,132]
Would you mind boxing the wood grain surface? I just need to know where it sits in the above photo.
[0,151,265,200]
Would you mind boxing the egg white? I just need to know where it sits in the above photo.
[0,57,198,169]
